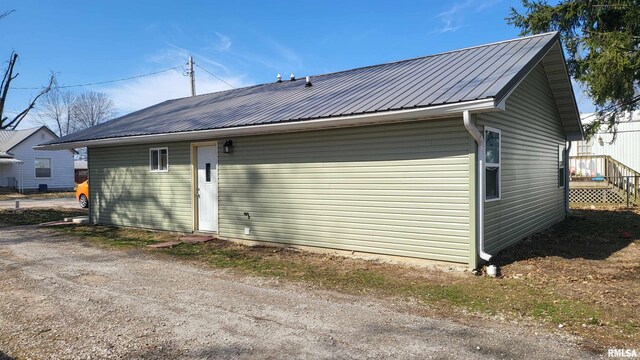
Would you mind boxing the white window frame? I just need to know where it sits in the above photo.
[34,157,52,179]
[484,126,501,202]
[558,144,566,188]
[149,147,169,172]
[576,140,592,156]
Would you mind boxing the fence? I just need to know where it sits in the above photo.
[569,155,640,207]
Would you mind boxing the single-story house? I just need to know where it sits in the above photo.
[0,126,75,192]
[39,32,583,269]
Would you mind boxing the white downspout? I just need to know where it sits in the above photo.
[565,141,571,215]
[463,110,492,262]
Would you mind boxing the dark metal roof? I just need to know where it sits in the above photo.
[47,32,580,145]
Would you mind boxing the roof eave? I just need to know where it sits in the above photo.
[36,98,499,150]
[495,36,584,141]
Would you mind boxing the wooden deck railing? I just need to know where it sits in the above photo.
[569,155,640,206]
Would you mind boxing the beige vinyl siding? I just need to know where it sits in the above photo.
[88,142,192,231]
[218,119,471,264]
[477,64,566,254]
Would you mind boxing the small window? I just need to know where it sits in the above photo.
[558,145,566,188]
[576,140,592,156]
[35,158,52,178]
[205,163,211,182]
[485,127,501,201]
[150,147,168,172]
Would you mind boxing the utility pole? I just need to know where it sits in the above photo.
[188,56,196,96]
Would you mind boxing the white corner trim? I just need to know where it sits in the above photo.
[36,99,498,150]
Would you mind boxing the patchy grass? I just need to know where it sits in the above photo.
[0,191,75,201]
[62,225,178,248]
[0,208,87,226]
[491,207,640,349]
[16,207,640,351]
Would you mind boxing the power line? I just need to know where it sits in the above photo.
[194,63,235,89]
[13,65,183,90]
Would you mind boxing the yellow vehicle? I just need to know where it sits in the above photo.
[76,180,89,208]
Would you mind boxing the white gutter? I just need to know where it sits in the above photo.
[463,110,492,262]
[35,98,498,150]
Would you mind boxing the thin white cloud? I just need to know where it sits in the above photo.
[100,69,250,115]
[171,44,231,73]
[214,32,232,51]
[237,34,303,71]
[146,46,230,74]
[432,0,502,34]
[437,0,475,18]
[429,19,463,34]
[265,38,302,68]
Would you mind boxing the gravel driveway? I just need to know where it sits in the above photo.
[0,226,600,360]
[0,197,78,209]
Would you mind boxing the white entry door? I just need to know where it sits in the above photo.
[196,145,218,232]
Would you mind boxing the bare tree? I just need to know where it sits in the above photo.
[71,91,115,129]
[36,77,78,136]
[1,52,54,129]
[37,85,116,138]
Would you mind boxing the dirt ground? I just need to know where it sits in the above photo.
[492,207,640,347]
[0,226,598,360]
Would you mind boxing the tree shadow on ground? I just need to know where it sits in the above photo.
[493,209,640,266]
[0,351,16,360]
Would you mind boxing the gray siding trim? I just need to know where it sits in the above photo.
[88,142,193,232]
[218,119,471,264]
[478,64,566,254]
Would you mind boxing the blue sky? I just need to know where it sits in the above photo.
[1,0,593,129]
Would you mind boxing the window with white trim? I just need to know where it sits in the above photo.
[34,158,52,178]
[150,147,168,172]
[576,140,592,156]
[485,127,501,201]
[558,144,566,188]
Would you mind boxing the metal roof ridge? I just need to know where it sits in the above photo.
[164,32,559,103]
[308,32,558,80]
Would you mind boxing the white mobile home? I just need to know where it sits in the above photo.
[570,111,640,172]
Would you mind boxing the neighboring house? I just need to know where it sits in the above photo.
[570,111,640,172]
[39,32,583,269]
[75,159,88,183]
[0,126,75,192]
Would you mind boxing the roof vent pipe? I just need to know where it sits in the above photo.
[290,73,296,81]
[305,76,312,87]
[276,73,282,83]
[463,110,492,263]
